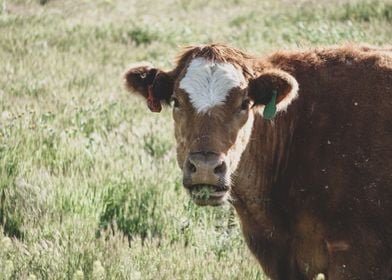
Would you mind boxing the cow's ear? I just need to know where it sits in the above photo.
[124,63,174,113]
[248,69,298,119]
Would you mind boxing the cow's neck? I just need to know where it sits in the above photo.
[231,112,295,263]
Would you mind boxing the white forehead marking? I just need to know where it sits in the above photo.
[179,57,245,113]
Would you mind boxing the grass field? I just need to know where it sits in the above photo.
[0,0,391,279]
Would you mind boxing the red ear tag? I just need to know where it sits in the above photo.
[147,86,162,113]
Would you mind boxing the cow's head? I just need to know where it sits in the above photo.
[124,45,298,206]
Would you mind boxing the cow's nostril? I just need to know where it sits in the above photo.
[187,160,197,173]
[214,161,227,175]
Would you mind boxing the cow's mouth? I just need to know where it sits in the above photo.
[187,184,229,206]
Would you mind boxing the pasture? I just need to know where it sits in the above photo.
[0,0,391,279]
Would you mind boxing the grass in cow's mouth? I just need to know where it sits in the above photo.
[191,185,215,200]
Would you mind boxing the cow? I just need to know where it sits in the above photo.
[124,44,392,280]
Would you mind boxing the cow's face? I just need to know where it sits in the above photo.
[124,51,298,206]
[171,58,255,206]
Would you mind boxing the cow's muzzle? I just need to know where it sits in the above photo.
[183,151,229,206]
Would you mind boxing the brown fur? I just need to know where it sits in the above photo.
[124,44,392,280]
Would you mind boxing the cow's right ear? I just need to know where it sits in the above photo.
[124,63,174,113]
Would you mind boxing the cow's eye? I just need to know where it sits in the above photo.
[171,97,180,108]
[240,98,251,111]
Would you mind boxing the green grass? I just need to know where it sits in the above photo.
[0,0,391,279]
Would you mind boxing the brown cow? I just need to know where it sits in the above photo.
[124,44,392,280]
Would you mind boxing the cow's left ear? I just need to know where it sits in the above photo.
[248,69,299,119]
[124,63,174,113]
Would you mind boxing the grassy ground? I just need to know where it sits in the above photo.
[0,0,391,279]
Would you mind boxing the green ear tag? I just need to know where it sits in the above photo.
[263,90,278,120]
